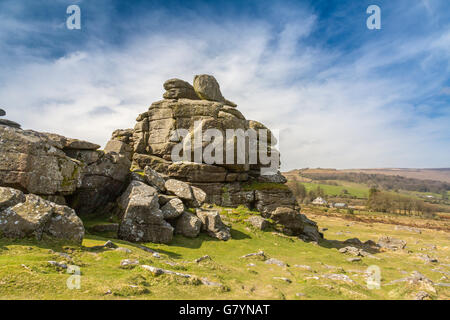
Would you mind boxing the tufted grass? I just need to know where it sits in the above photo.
[0,207,449,300]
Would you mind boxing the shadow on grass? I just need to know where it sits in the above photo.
[318,237,380,254]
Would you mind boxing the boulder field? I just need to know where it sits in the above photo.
[0,75,322,244]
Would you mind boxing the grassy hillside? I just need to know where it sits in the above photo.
[0,207,449,300]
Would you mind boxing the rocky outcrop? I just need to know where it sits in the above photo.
[0,75,321,244]
[0,121,131,216]
[0,187,84,243]
[113,74,321,241]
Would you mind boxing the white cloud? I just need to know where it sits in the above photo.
[0,4,449,170]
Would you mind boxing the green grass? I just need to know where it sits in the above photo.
[0,207,449,300]
[301,181,369,199]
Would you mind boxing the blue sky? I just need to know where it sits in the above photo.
[0,0,449,169]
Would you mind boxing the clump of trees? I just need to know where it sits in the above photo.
[287,178,325,203]
[367,187,437,217]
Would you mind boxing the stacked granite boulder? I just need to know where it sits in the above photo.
[112,74,322,242]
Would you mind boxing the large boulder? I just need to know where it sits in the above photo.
[174,211,202,238]
[193,74,236,107]
[0,187,84,243]
[0,108,5,116]
[117,181,173,243]
[196,208,231,241]
[0,126,83,195]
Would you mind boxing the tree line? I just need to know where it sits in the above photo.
[299,171,450,194]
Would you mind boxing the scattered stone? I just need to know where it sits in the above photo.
[414,291,430,300]
[416,254,438,263]
[377,236,406,251]
[293,265,312,271]
[136,245,157,254]
[321,228,328,232]
[152,252,161,259]
[387,271,435,293]
[241,251,266,260]
[200,278,223,287]
[273,277,292,283]
[246,216,269,230]
[347,257,362,263]
[141,265,192,278]
[295,293,306,297]
[338,246,369,257]
[265,258,287,267]
[48,261,68,269]
[115,247,132,254]
[195,255,212,263]
[395,225,422,234]
[247,263,256,267]
[55,252,72,261]
[322,274,355,284]
[120,259,139,267]
[436,283,450,287]
[104,240,118,249]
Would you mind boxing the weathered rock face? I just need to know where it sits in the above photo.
[65,148,131,215]
[0,187,84,243]
[117,180,173,243]
[0,123,130,216]
[0,126,83,195]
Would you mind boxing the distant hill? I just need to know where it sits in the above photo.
[285,168,450,183]
[284,168,450,195]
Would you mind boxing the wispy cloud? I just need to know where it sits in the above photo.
[0,0,449,169]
